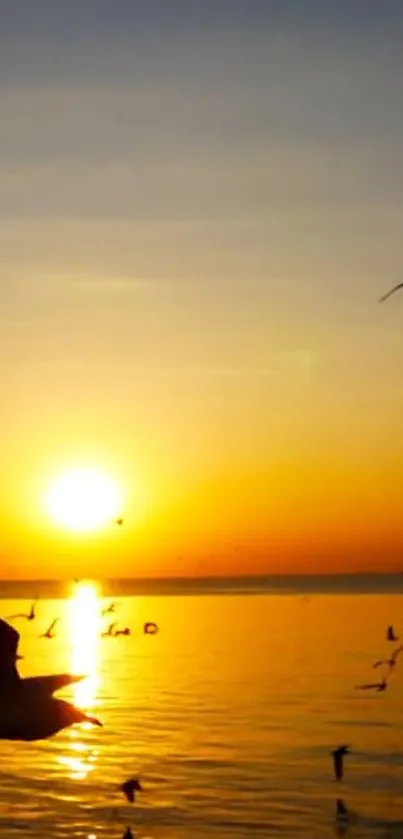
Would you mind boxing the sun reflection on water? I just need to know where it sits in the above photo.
[68,581,101,709]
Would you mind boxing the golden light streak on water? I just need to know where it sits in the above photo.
[68,581,101,709]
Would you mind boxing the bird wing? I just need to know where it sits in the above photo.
[372,659,387,668]
[21,674,85,697]
[356,682,381,689]
[391,645,403,663]
[379,283,403,303]
[47,618,59,634]
[0,618,21,687]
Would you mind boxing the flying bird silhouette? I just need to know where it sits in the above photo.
[121,778,143,803]
[114,518,124,526]
[101,622,117,638]
[40,618,59,640]
[355,676,388,692]
[386,625,399,642]
[332,745,350,781]
[0,618,101,740]
[373,645,403,671]
[143,622,158,635]
[8,600,38,622]
[379,283,403,303]
[101,602,118,616]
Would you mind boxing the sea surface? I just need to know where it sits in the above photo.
[0,575,403,838]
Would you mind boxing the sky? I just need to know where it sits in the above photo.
[1,1,403,579]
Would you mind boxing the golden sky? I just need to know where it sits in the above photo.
[1,3,403,578]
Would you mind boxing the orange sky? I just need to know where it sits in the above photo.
[2,4,403,578]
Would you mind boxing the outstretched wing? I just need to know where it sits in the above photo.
[379,283,403,303]
[0,618,21,688]
[21,674,85,697]
[355,682,381,690]
[47,618,59,634]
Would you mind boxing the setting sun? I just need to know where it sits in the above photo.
[45,467,122,533]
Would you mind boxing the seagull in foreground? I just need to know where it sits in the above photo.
[40,618,59,640]
[0,618,101,740]
[332,745,350,781]
[355,676,388,692]
[373,645,403,671]
[387,625,399,642]
[8,599,38,622]
[121,778,143,803]
[379,283,403,303]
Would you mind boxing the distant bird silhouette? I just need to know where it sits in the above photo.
[40,618,59,640]
[115,627,131,637]
[387,625,399,642]
[101,622,117,638]
[373,645,403,671]
[114,517,124,526]
[379,283,403,303]
[101,602,118,617]
[332,745,350,781]
[122,829,134,839]
[0,618,101,740]
[143,621,158,635]
[121,778,142,803]
[8,600,37,622]
[355,676,388,692]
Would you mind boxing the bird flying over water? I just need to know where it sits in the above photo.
[0,618,101,740]
[101,602,118,616]
[355,676,388,692]
[373,645,403,671]
[121,778,143,803]
[379,283,403,303]
[386,625,399,642]
[332,745,350,781]
[143,621,158,635]
[8,599,38,622]
[40,618,59,639]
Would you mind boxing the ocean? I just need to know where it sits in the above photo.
[0,575,402,838]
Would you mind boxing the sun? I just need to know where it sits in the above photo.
[45,467,122,533]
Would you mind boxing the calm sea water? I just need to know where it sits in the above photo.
[0,576,402,838]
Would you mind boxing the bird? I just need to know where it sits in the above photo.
[114,517,124,526]
[143,621,158,635]
[115,627,131,637]
[121,778,143,803]
[387,625,399,642]
[101,622,117,638]
[379,282,403,303]
[355,676,388,692]
[332,745,350,781]
[122,829,134,839]
[101,602,118,616]
[373,645,403,671]
[40,618,59,640]
[8,599,38,622]
[0,618,101,740]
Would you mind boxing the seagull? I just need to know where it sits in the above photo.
[8,599,38,622]
[143,622,158,635]
[0,618,101,740]
[355,676,388,692]
[121,778,143,803]
[387,625,399,642]
[101,602,118,616]
[40,618,59,640]
[101,622,117,638]
[379,282,403,303]
[332,745,350,781]
[373,645,403,671]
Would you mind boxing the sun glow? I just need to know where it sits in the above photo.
[68,581,101,709]
[45,467,122,533]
